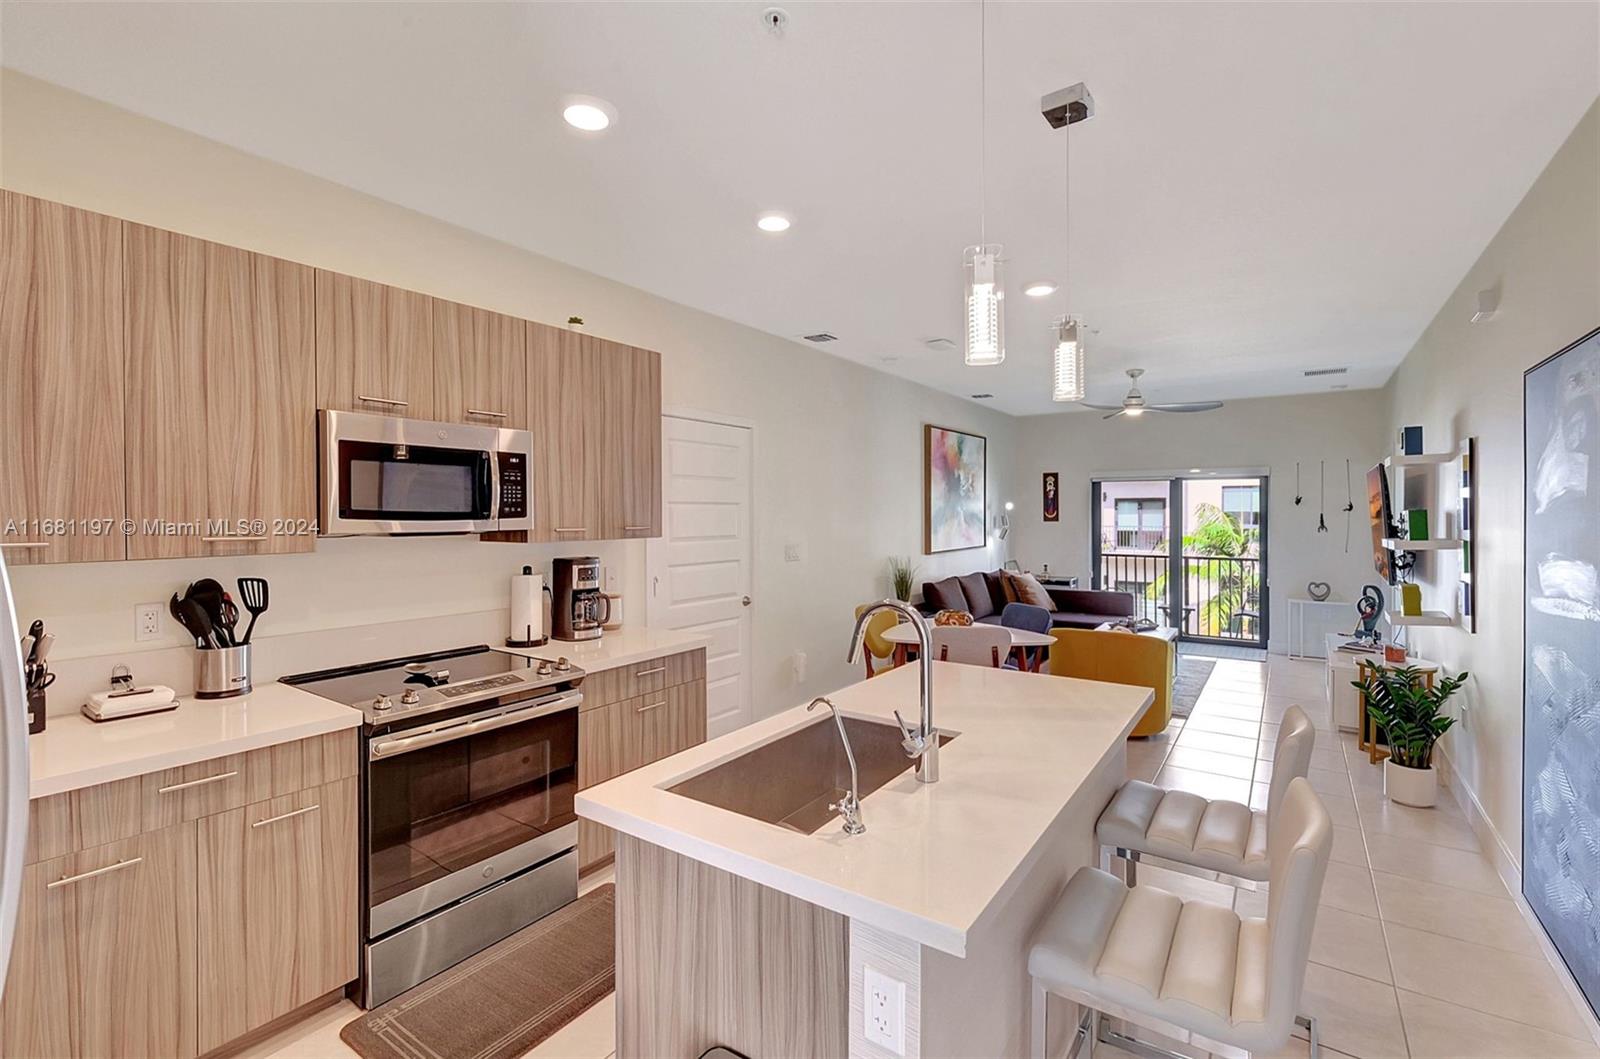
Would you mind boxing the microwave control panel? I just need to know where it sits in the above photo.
[497,452,528,519]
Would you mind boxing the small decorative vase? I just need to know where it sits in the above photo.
[1384,758,1437,808]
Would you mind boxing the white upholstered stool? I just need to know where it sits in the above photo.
[1029,777,1331,1059]
[1097,705,1315,884]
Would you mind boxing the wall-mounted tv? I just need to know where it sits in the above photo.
[1366,463,1395,583]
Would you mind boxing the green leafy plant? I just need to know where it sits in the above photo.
[1142,504,1260,635]
[1353,665,1469,769]
[887,556,919,603]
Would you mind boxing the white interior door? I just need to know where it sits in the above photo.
[647,415,753,738]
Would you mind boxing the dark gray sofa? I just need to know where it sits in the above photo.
[917,570,1135,630]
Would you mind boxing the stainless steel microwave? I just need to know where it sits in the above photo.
[319,410,532,536]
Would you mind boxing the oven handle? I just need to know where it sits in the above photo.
[368,690,582,760]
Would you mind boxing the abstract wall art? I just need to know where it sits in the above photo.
[924,425,987,553]
[1524,325,1600,1020]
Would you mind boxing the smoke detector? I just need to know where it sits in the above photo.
[924,337,956,352]
[762,7,789,36]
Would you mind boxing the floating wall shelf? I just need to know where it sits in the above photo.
[1386,609,1454,627]
[1382,537,1463,551]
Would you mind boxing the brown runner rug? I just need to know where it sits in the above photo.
[341,884,615,1059]
[1170,657,1215,719]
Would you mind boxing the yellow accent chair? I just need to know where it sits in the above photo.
[1047,628,1174,737]
[854,604,900,678]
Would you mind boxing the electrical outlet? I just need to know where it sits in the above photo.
[135,602,163,643]
[864,965,906,1055]
[792,651,807,684]
[603,566,619,593]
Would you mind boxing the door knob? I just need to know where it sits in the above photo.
[742,595,752,606]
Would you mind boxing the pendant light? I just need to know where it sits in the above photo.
[1046,81,1094,401]
[1052,315,1086,402]
[964,1,1004,366]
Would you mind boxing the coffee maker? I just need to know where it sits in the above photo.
[551,556,610,642]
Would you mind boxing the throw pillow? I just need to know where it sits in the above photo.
[1007,572,1056,611]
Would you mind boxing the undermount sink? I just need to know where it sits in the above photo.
[667,715,956,835]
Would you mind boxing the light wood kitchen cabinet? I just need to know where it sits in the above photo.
[434,298,527,428]
[528,322,601,541]
[315,269,435,420]
[124,225,316,558]
[0,822,200,1059]
[197,776,359,1052]
[597,340,662,539]
[0,190,127,564]
[577,651,707,872]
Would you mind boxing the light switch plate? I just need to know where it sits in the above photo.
[784,541,803,563]
[864,965,906,1055]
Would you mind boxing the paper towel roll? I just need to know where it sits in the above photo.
[508,567,547,647]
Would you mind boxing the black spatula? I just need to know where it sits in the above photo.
[237,577,269,644]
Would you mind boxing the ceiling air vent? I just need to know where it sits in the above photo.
[970,393,994,400]
[1303,367,1348,377]
[802,332,838,343]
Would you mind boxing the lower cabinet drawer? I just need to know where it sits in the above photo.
[579,648,706,710]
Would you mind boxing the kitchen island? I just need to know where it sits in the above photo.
[577,661,1153,1058]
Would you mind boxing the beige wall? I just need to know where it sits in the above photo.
[0,71,1015,716]
[1010,392,1388,653]
[1383,99,1600,869]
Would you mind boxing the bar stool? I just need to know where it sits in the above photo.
[1097,705,1315,885]
[1029,777,1331,1059]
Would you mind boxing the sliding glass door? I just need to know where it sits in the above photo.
[1091,475,1268,648]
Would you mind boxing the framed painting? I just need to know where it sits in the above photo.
[924,425,987,554]
[1524,325,1600,1021]
[1043,472,1060,522]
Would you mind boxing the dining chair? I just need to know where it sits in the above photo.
[853,603,899,678]
[1029,777,1331,1059]
[999,602,1052,672]
[931,625,1012,668]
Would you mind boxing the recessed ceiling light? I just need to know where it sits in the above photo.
[561,96,615,132]
[756,212,792,233]
[1189,468,1203,474]
[1023,281,1058,297]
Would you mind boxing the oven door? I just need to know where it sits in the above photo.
[321,409,501,535]
[365,689,580,938]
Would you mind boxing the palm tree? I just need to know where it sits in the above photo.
[1144,504,1260,636]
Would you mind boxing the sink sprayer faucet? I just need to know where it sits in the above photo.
[807,697,865,835]
[847,599,938,784]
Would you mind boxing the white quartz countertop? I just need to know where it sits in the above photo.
[28,682,361,800]
[498,625,711,673]
[577,662,1152,957]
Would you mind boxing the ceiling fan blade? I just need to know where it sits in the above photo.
[1150,401,1224,413]
[1079,403,1123,411]
[1102,409,1126,420]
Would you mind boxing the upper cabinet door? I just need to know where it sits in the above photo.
[0,191,127,564]
[315,270,434,420]
[595,339,662,539]
[126,225,316,558]
[433,299,527,428]
[529,322,599,541]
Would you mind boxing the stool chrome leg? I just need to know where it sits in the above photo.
[1296,1013,1320,1058]
[1031,978,1048,1059]
[1114,846,1141,886]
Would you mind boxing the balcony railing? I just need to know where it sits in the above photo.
[1097,551,1263,643]
[1104,529,1166,552]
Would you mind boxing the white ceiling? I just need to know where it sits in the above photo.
[3,2,1596,415]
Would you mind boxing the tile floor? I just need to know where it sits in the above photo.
[259,654,1598,1059]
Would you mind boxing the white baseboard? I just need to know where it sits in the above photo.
[1436,746,1600,1048]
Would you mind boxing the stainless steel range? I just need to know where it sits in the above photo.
[283,645,583,1007]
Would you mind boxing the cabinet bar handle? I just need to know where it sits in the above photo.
[357,395,409,408]
[624,526,651,532]
[467,408,508,419]
[553,527,587,534]
[636,701,667,714]
[0,541,51,549]
[157,770,238,794]
[48,857,142,889]
[202,535,269,543]
[634,666,667,678]
[252,803,321,829]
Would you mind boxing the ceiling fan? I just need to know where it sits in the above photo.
[1083,368,1224,420]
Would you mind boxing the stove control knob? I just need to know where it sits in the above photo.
[555,657,571,671]
[372,695,393,712]
[536,660,553,677]
[400,688,420,706]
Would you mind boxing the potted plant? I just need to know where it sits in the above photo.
[1353,664,1469,807]
[887,556,919,603]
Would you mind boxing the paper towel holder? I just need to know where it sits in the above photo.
[506,565,552,649]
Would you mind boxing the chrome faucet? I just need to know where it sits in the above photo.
[807,697,865,835]
[848,599,938,783]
